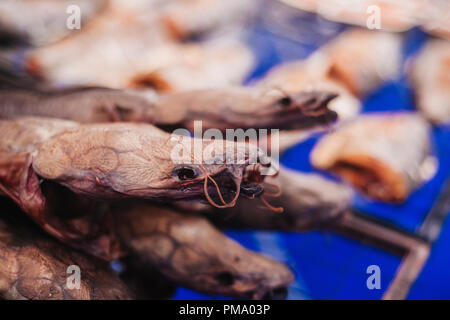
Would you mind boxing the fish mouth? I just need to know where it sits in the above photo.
[281,91,338,113]
[219,90,338,131]
[208,267,293,300]
[173,146,269,205]
[198,263,293,300]
[273,91,339,129]
[203,168,265,205]
[239,180,264,197]
[230,91,338,131]
[176,164,265,205]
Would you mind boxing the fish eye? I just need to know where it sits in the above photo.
[278,96,292,107]
[174,166,198,181]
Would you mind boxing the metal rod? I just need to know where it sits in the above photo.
[419,179,450,243]
[327,211,430,300]
[383,244,430,300]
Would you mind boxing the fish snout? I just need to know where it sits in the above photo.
[240,181,264,197]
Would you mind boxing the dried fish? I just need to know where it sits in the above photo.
[318,28,402,97]
[113,202,294,299]
[0,87,156,123]
[281,0,425,32]
[0,117,266,259]
[161,0,255,40]
[255,28,402,123]
[0,86,337,133]
[150,87,337,131]
[207,165,353,231]
[27,23,253,90]
[0,200,133,300]
[255,57,361,121]
[410,39,450,124]
[311,113,436,203]
[127,38,254,92]
[420,0,450,40]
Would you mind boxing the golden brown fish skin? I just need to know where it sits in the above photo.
[0,87,156,124]
[113,202,294,299]
[0,200,133,300]
[310,113,434,203]
[0,117,265,260]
